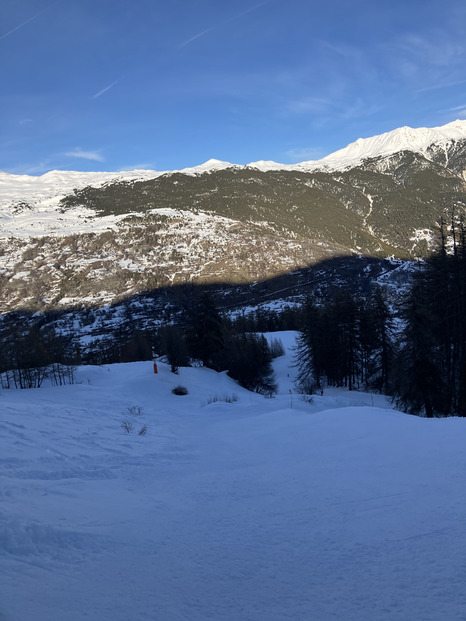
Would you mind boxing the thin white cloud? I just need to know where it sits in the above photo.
[118,163,157,171]
[7,160,55,175]
[64,149,105,162]
[451,108,466,119]
[383,30,466,93]
[92,80,120,99]
[285,147,325,163]
[396,33,464,69]
[288,97,333,115]
[417,79,466,93]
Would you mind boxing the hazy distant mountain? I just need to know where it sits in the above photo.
[1,120,465,313]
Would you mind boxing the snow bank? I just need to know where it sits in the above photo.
[1,338,465,621]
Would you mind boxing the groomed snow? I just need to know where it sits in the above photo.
[1,331,465,621]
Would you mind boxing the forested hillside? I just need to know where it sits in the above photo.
[2,221,465,417]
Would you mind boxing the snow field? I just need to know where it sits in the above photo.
[1,332,465,621]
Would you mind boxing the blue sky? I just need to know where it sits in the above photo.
[1,0,466,175]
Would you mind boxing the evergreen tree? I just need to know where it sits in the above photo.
[294,298,320,387]
[392,219,466,416]
[359,287,393,393]
[296,289,394,394]
[158,325,189,373]
[183,292,226,369]
[331,291,360,390]
[392,274,444,417]
[226,333,277,394]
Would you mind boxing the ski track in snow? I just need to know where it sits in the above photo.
[1,332,466,621]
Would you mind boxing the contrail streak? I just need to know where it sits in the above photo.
[0,1,61,41]
[93,79,120,99]
[177,0,274,50]
[177,27,215,50]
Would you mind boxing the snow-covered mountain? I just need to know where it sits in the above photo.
[0,119,465,314]
[2,119,466,226]
[313,119,466,170]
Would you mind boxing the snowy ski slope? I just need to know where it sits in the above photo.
[1,332,465,621]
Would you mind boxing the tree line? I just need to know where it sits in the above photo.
[295,220,466,417]
[0,317,79,389]
[1,220,465,416]
[391,221,466,417]
[295,286,393,395]
[154,292,278,394]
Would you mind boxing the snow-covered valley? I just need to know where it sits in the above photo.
[1,332,465,621]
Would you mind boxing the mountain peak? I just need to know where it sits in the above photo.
[2,120,466,202]
[177,159,236,175]
[316,119,466,170]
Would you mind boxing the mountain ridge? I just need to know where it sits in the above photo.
[1,119,466,314]
[2,119,466,209]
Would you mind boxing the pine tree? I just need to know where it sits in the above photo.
[332,291,360,390]
[392,273,444,417]
[158,325,189,373]
[294,298,321,388]
[359,287,393,393]
[226,333,277,394]
[182,292,226,369]
[295,292,363,391]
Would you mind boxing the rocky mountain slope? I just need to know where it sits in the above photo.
[1,120,466,314]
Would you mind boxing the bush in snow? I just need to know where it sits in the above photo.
[172,385,188,396]
[138,425,148,436]
[127,405,143,416]
[202,393,239,406]
[121,420,134,433]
